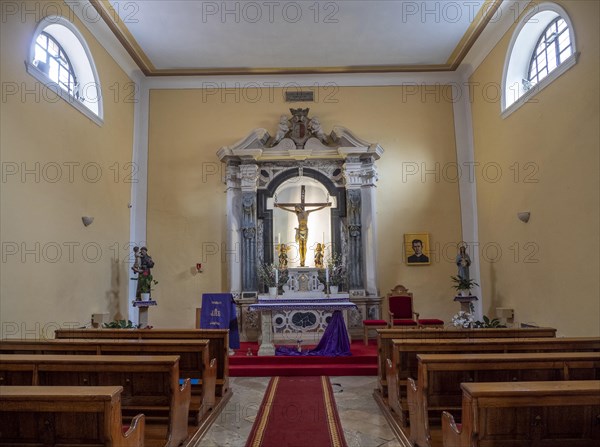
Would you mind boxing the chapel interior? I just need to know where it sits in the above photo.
[1,1,599,446]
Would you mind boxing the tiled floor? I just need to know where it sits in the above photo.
[195,376,402,447]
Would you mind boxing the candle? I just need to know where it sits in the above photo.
[326,267,329,284]
[275,267,279,287]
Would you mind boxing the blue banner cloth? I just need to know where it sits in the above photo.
[200,293,240,349]
[275,310,351,357]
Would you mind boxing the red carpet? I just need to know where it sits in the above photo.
[230,340,377,377]
[245,376,348,447]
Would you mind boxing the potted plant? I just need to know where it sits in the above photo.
[325,252,346,293]
[257,263,278,296]
[132,270,158,301]
[451,275,479,297]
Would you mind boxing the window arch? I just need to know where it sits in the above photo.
[501,3,577,117]
[27,15,103,125]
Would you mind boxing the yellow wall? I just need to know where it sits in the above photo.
[147,86,462,327]
[0,1,135,337]
[470,0,599,336]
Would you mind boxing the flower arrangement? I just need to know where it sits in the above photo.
[451,310,474,328]
[325,252,346,288]
[257,263,277,288]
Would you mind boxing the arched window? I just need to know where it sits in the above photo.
[501,3,577,117]
[528,17,573,87]
[27,16,103,125]
[34,32,78,97]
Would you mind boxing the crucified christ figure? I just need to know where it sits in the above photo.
[275,186,331,267]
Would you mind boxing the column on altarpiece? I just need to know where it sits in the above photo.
[225,162,242,294]
[240,163,259,292]
[361,158,379,296]
[343,157,364,294]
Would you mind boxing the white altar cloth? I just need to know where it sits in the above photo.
[249,298,357,356]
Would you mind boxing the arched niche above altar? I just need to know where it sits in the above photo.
[217,109,384,300]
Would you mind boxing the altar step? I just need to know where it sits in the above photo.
[229,340,378,377]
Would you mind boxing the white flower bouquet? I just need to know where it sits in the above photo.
[451,310,474,328]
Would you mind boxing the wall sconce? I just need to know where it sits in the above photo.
[82,216,94,227]
[196,263,203,273]
[517,212,530,223]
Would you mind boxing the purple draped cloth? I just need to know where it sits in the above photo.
[275,310,352,357]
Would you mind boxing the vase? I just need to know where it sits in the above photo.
[330,285,339,294]
[268,287,278,297]
[459,289,471,297]
[141,292,151,301]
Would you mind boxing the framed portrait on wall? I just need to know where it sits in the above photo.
[404,233,431,265]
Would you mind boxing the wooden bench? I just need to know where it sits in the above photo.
[0,354,191,447]
[54,328,230,397]
[385,336,600,426]
[406,352,600,447]
[442,381,600,447]
[0,385,145,447]
[376,326,557,396]
[0,338,216,425]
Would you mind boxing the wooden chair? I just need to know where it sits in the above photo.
[363,285,419,345]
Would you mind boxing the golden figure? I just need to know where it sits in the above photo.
[274,185,331,267]
[278,243,289,269]
[314,242,324,268]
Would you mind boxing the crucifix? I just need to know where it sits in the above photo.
[274,185,331,267]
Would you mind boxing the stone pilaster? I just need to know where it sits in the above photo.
[240,163,259,292]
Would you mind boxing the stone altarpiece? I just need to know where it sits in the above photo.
[217,110,383,341]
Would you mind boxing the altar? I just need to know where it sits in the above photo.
[249,296,357,356]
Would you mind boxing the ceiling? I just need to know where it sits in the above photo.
[96,0,503,76]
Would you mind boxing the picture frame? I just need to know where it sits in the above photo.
[404,233,431,265]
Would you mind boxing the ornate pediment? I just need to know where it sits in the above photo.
[217,110,383,163]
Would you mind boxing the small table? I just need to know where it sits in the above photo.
[249,298,357,356]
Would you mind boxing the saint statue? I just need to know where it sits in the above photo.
[132,246,155,299]
[456,243,471,280]
[274,185,331,267]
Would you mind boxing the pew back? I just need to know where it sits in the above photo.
[0,338,215,423]
[376,327,557,396]
[55,328,230,396]
[442,380,600,447]
[388,336,600,425]
[406,352,600,447]
[0,354,190,447]
[0,385,145,447]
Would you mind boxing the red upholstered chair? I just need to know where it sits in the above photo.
[363,285,418,345]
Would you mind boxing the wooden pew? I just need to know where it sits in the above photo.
[385,336,600,426]
[0,385,145,447]
[406,352,600,447]
[0,354,191,447]
[54,328,230,397]
[442,381,600,447]
[0,338,216,424]
[377,326,557,396]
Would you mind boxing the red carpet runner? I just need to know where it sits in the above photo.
[245,376,348,447]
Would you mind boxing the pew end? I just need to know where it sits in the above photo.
[441,411,462,447]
